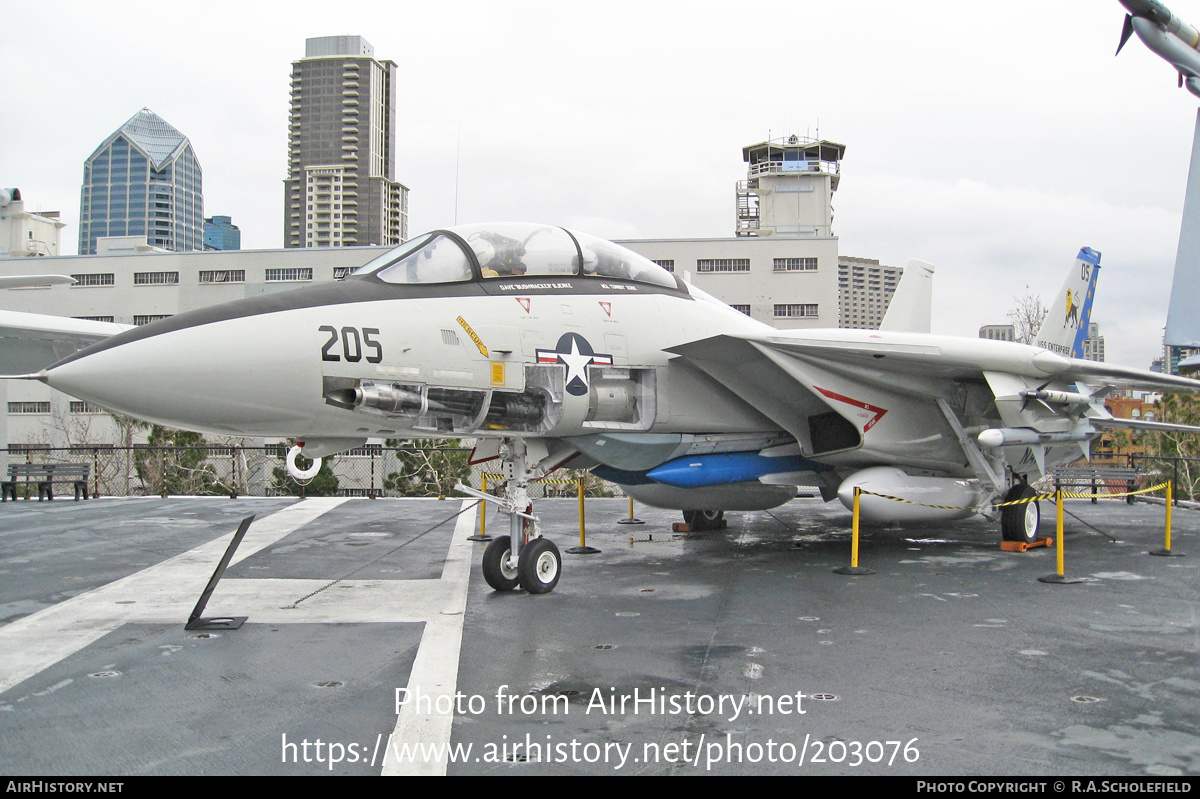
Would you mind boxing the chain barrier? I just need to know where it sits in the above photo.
[855,481,1172,511]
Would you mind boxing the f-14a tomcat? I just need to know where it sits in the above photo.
[6,223,1199,594]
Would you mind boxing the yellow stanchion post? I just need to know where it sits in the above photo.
[617,494,644,525]
[1151,480,1183,557]
[1040,489,1081,584]
[567,476,601,554]
[834,486,875,576]
[467,472,492,542]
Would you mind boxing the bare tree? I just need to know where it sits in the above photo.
[1007,287,1048,345]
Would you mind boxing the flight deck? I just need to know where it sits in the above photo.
[0,495,1196,776]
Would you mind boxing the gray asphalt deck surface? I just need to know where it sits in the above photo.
[0,494,1196,775]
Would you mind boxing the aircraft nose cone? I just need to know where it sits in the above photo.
[45,314,319,436]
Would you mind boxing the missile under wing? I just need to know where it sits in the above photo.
[1117,0,1200,97]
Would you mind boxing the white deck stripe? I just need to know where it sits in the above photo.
[0,498,348,694]
[381,500,477,776]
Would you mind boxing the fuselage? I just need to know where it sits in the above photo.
[39,223,1090,498]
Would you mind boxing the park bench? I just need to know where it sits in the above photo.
[1051,465,1142,504]
[1,462,91,501]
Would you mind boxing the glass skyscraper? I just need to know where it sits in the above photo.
[78,108,203,255]
[203,215,241,250]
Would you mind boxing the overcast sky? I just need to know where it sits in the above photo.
[2,0,1197,368]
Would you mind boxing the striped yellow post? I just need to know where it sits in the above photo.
[1166,481,1174,551]
[467,473,493,542]
[577,477,586,545]
[851,486,862,568]
[1040,488,1084,584]
[617,494,645,525]
[567,476,601,554]
[1152,480,1181,557]
[834,486,874,575]
[1055,489,1065,577]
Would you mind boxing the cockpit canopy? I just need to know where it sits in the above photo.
[351,222,678,289]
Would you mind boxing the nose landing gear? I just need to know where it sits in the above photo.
[456,439,563,594]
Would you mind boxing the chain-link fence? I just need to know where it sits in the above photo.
[1,445,623,500]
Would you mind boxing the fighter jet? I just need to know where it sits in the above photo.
[1116,0,1200,98]
[5,222,1199,594]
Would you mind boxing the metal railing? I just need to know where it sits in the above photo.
[1,446,622,500]
[1040,454,1200,505]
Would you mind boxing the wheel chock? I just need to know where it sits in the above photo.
[1000,537,1054,553]
[672,522,692,533]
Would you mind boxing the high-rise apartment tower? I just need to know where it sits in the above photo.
[78,109,203,255]
[285,35,408,248]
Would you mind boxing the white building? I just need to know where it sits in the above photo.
[0,246,380,450]
[838,256,902,329]
[621,135,862,331]
[979,324,1016,342]
[617,236,839,329]
[1083,321,1105,362]
[0,189,65,257]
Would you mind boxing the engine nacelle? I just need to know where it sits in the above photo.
[837,466,982,523]
[623,481,796,512]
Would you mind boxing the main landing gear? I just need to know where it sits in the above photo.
[682,509,726,531]
[1000,482,1041,545]
[456,439,562,594]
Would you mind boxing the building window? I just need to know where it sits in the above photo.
[774,304,819,318]
[8,402,51,414]
[333,266,354,280]
[73,316,115,323]
[697,259,750,273]
[266,268,313,282]
[344,444,383,457]
[71,273,114,287]
[730,304,752,316]
[199,270,245,284]
[133,314,172,326]
[69,401,103,414]
[134,272,180,285]
[773,257,817,272]
[652,260,675,273]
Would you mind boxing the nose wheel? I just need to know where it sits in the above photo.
[482,535,520,591]
[479,526,563,594]
[517,537,561,594]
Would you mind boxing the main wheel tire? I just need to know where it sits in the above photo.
[683,509,725,531]
[482,535,520,591]
[1001,484,1041,544]
[518,537,561,594]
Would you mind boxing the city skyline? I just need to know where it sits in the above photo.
[1,1,1197,371]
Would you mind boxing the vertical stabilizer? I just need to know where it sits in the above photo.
[1034,247,1101,358]
[1165,108,1200,347]
[879,259,934,334]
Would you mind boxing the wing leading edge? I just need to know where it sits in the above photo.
[669,328,1200,476]
[0,310,132,376]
